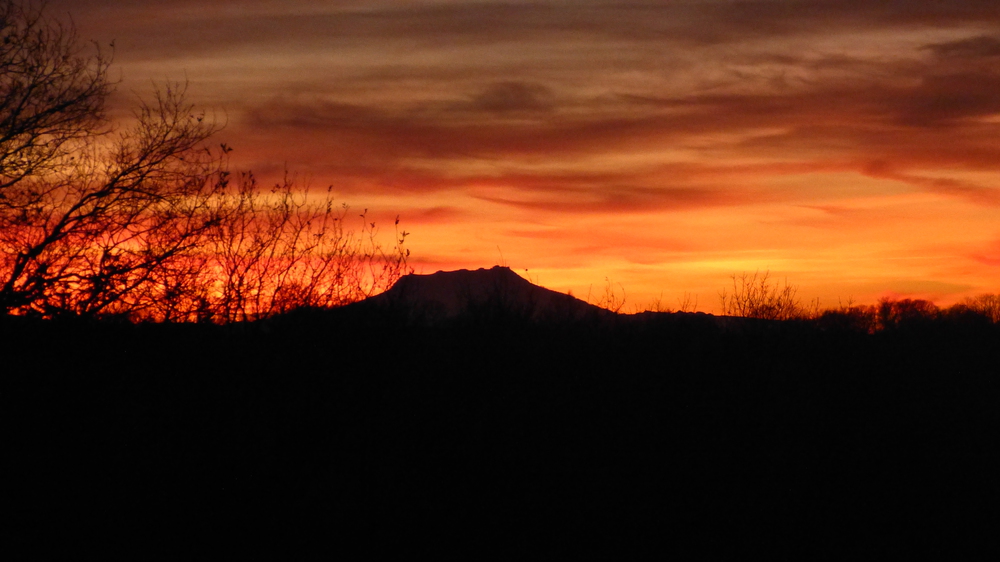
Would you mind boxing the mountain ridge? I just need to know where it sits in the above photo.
[357,265,613,323]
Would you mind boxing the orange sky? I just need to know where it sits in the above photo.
[53,0,1000,312]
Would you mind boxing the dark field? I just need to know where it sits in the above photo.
[7,307,1000,556]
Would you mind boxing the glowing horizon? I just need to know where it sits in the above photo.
[53,0,1000,313]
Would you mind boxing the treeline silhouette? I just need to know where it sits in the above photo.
[7,289,1000,556]
[717,269,1000,329]
[814,294,1000,333]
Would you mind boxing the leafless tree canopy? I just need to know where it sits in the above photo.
[719,270,803,321]
[962,293,1000,323]
[0,0,111,190]
[0,1,409,321]
[195,172,410,323]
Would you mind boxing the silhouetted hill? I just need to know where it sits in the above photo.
[354,265,613,323]
[349,265,776,332]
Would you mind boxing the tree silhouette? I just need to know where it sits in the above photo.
[198,172,410,323]
[961,293,1000,323]
[0,1,409,321]
[0,0,112,191]
[875,297,938,331]
[719,270,802,320]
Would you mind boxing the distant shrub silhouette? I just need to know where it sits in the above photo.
[817,302,877,334]
[960,293,1000,323]
[875,298,939,331]
[677,292,699,313]
[638,292,698,314]
[592,277,626,313]
[719,270,803,320]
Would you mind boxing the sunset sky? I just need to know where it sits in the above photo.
[52,0,1000,312]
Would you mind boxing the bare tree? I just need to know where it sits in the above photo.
[0,82,224,317]
[591,277,626,313]
[875,297,938,331]
[202,172,410,323]
[0,1,411,321]
[719,270,802,320]
[0,0,112,192]
[961,293,1000,323]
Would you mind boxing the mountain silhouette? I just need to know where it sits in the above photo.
[358,266,612,323]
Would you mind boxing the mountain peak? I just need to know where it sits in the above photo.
[363,266,610,322]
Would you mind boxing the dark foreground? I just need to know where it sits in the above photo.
[6,308,1000,556]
